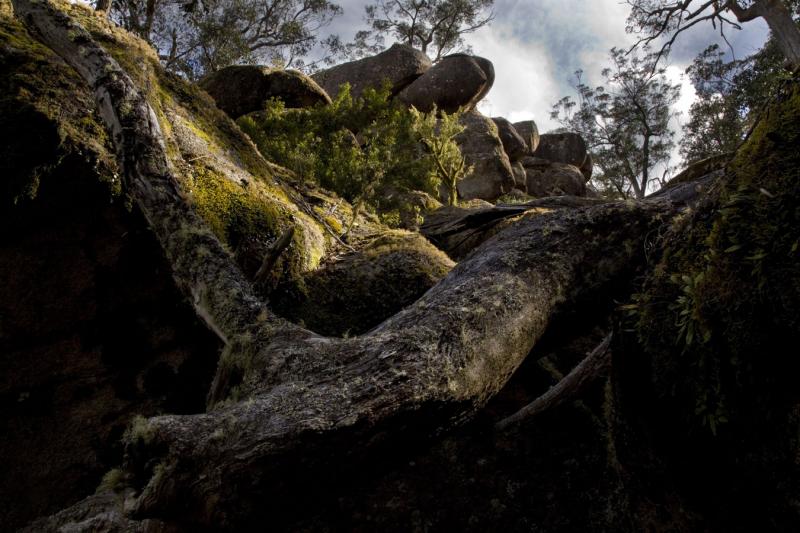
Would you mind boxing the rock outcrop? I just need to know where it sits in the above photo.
[200,66,331,119]
[397,54,495,113]
[513,120,540,154]
[454,111,515,201]
[492,117,528,161]
[520,157,586,197]
[312,43,432,99]
[533,132,588,168]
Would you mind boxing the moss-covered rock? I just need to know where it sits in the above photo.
[33,0,378,290]
[0,10,117,209]
[622,78,800,529]
[272,231,454,336]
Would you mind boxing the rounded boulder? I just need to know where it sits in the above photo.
[312,43,432,99]
[397,54,495,114]
[201,66,331,119]
[533,132,588,168]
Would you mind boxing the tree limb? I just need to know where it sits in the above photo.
[495,333,613,431]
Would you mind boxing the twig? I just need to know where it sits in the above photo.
[254,226,295,286]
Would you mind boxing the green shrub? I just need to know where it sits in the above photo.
[238,84,468,230]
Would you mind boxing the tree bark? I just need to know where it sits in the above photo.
[94,0,111,15]
[730,0,800,68]
[11,0,693,527]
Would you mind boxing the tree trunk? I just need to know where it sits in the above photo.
[731,0,800,67]
[758,0,800,68]
[10,0,695,528]
[94,0,111,14]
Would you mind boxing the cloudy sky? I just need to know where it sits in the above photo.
[325,0,771,154]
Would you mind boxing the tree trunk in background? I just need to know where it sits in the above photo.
[95,0,111,15]
[732,0,800,67]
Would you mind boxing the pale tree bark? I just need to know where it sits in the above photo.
[728,0,800,67]
[629,0,800,68]
[11,0,698,528]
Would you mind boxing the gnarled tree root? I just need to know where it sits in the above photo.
[11,1,697,528]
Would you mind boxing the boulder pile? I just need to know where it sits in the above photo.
[200,46,595,204]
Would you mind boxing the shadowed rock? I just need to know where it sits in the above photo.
[512,161,527,192]
[492,117,528,161]
[455,111,515,201]
[521,158,586,197]
[200,66,331,119]
[534,132,588,168]
[397,54,494,113]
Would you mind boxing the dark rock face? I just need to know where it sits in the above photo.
[200,66,331,119]
[455,111,515,201]
[397,54,494,113]
[312,43,432,99]
[513,120,540,154]
[0,174,220,530]
[522,158,586,197]
[534,132,588,168]
[492,117,528,161]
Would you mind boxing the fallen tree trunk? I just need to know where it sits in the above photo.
[11,1,692,528]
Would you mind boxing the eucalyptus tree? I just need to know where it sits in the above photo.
[361,0,494,61]
[102,0,343,77]
[552,48,681,198]
[626,0,800,67]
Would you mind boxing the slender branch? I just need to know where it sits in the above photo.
[496,333,613,431]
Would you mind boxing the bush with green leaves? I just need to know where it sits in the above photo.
[239,84,469,231]
[410,105,471,206]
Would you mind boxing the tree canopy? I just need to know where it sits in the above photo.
[360,0,494,61]
[552,47,680,198]
[106,0,344,77]
[626,0,800,67]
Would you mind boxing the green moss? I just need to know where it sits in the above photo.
[125,415,156,446]
[0,12,118,208]
[272,230,454,336]
[634,79,800,438]
[188,165,325,289]
[98,468,129,493]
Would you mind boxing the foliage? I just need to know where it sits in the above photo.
[635,78,800,440]
[239,84,449,230]
[551,47,680,199]
[680,33,796,163]
[353,0,494,61]
[625,0,800,67]
[109,0,343,78]
[410,105,471,206]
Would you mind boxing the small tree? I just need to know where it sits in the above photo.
[410,106,472,206]
[626,0,800,68]
[360,0,494,61]
[552,47,680,199]
[239,84,441,231]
